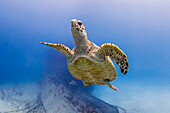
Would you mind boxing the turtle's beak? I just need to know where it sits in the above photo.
[71,19,77,27]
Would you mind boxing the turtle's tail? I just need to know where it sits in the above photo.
[107,83,119,91]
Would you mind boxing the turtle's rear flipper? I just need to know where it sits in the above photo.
[107,83,119,91]
[83,82,92,87]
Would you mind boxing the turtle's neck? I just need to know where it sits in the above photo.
[72,34,91,54]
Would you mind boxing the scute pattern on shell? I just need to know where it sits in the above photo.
[67,56,117,87]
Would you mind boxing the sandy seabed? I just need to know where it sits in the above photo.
[0,83,40,112]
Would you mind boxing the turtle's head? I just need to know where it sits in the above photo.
[71,19,87,38]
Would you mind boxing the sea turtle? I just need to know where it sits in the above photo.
[41,19,129,91]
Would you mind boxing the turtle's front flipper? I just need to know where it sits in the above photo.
[40,42,73,59]
[96,43,129,75]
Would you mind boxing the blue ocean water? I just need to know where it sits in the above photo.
[0,0,170,112]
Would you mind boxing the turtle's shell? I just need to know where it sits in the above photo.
[67,56,117,86]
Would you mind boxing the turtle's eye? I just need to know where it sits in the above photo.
[78,22,82,26]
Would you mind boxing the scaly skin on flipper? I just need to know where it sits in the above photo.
[96,43,129,75]
[40,42,73,60]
